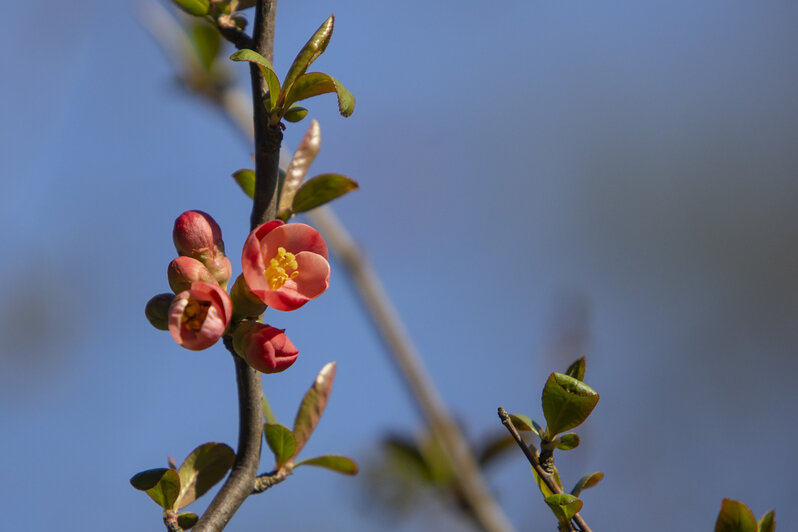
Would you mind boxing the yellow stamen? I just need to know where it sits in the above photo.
[182,299,212,331]
[264,246,300,290]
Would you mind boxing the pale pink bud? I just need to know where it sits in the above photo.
[168,281,232,351]
[167,256,216,293]
[241,221,329,311]
[232,321,299,374]
[172,210,231,286]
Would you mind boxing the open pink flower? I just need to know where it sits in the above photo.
[168,281,232,351]
[241,221,330,311]
[233,321,299,374]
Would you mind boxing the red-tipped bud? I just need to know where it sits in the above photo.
[168,256,216,293]
[232,321,299,374]
[172,210,232,286]
[168,281,232,351]
[230,274,268,321]
[145,293,174,331]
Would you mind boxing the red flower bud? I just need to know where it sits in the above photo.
[173,210,232,286]
[167,256,216,293]
[232,321,299,374]
[168,281,232,351]
[241,221,330,311]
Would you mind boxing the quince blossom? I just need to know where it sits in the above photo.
[168,281,232,351]
[167,256,216,293]
[233,321,299,374]
[241,221,329,311]
[173,210,232,286]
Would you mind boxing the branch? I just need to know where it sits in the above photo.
[498,408,592,532]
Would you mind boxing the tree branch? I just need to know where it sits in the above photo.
[498,408,592,532]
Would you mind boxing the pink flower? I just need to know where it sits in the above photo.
[173,211,232,286]
[167,256,216,293]
[232,321,299,374]
[168,281,232,351]
[241,221,330,311]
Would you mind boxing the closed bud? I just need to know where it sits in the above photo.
[230,274,267,321]
[232,321,299,374]
[168,256,216,293]
[172,210,231,286]
[145,293,175,331]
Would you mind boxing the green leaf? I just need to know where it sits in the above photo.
[232,169,255,198]
[541,372,599,437]
[229,49,281,110]
[177,512,199,529]
[565,357,586,381]
[284,106,308,123]
[714,499,758,532]
[383,436,434,483]
[190,22,221,72]
[571,471,604,497]
[262,395,278,425]
[280,15,335,107]
[264,423,296,467]
[172,0,210,16]
[279,119,321,212]
[555,433,580,450]
[294,455,359,475]
[292,173,358,214]
[130,468,181,510]
[284,72,355,117]
[293,362,336,456]
[531,463,563,498]
[758,510,776,532]
[508,413,542,437]
[544,494,583,524]
[176,442,235,509]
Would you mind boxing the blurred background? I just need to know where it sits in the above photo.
[2,1,797,530]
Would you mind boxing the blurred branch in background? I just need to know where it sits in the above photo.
[141,4,514,531]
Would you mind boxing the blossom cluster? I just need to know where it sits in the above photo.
[145,210,329,373]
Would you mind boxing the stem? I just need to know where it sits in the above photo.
[498,408,592,532]
[193,2,279,530]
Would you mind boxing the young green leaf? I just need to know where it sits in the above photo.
[292,174,358,214]
[232,169,255,198]
[280,15,335,106]
[294,455,359,475]
[130,468,181,510]
[541,373,599,438]
[262,395,278,425]
[284,106,308,123]
[544,494,583,524]
[279,119,321,212]
[264,423,296,468]
[177,512,199,529]
[571,471,604,497]
[190,22,221,72]
[172,0,210,16]
[758,510,776,532]
[714,499,758,532]
[555,433,580,450]
[229,49,281,111]
[565,356,586,381]
[531,463,563,498]
[283,72,355,117]
[508,413,542,437]
[293,362,337,456]
[176,442,236,509]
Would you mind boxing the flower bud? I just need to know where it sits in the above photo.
[172,210,232,286]
[230,274,267,321]
[145,293,174,331]
[167,256,216,293]
[232,321,299,374]
[168,281,232,351]
[173,210,225,256]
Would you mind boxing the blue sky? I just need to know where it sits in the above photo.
[2,1,797,530]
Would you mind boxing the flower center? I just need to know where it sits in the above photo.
[265,246,299,290]
[182,299,212,331]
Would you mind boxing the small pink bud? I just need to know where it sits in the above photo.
[167,256,216,293]
[145,293,174,331]
[173,211,232,286]
[241,220,330,311]
[232,321,299,374]
[173,210,225,256]
[168,281,232,351]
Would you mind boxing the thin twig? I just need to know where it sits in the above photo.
[498,408,592,532]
